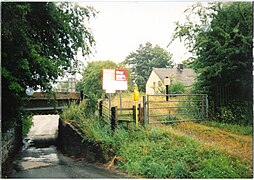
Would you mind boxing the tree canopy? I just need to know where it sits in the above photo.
[124,42,173,92]
[172,2,252,124]
[2,2,96,131]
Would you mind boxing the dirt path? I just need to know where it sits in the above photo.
[153,122,252,166]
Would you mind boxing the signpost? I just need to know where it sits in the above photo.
[103,69,128,111]
[115,69,128,113]
[164,77,170,101]
[134,84,140,126]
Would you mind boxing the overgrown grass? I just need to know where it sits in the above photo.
[113,126,252,178]
[198,120,253,136]
[61,103,253,178]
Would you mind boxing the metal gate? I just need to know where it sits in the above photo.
[145,94,208,124]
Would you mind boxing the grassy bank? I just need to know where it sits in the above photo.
[198,120,253,136]
[61,102,253,178]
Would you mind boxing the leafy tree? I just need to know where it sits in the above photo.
[80,61,118,99]
[2,2,96,131]
[171,2,252,124]
[124,42,174,92]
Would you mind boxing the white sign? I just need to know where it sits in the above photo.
[103,69,115,90]
[103,69,128,92]
[115,69,128,90]
[106,85,116,93]
[164,78,171,86]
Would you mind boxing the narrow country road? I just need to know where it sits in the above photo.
[9,115,125,178]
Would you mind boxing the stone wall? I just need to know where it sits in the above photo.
[1,123,22,177]
[58,119,114,163]
[2,128,16,164]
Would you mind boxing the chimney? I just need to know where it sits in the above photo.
[177,64,184,72]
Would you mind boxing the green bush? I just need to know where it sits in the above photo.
[60,101,88,124]
[218,101,252,125]
[168,82,185,94]
[22,114,33,137]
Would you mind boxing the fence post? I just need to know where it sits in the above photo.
[201,95,205,120]
[80,90,84,101]
[143,96,147,126]
[205,95,209,119]
[133,105,136,122]
[99,100,103,120]
[138,103,144,127]
[111,106,117,133]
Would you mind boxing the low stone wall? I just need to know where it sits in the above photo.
[58,119,113,163]
[2,128,16,164]
[1,123,22,177]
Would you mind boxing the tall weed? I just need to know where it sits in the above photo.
[22,114,33,137]
[62,102,253,178]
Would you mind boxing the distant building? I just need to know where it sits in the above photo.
[146,64,197,95]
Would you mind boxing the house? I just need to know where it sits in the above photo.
[146,64,197,95]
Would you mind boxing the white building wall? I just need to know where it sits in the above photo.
[146,71,162,95]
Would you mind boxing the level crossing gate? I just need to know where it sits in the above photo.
[98,93,208,131]
[144,94,208,124]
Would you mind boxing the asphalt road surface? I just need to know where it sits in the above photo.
[9,115,125,178]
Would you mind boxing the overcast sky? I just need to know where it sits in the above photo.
[79,1,195,65]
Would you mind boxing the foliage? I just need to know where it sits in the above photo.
[124,42,174,92]
[80,60,118,99]
[171,2,252,123]
[199,121,252,136]
[217,101,252,125]
[22,114,33,137]
[116,127,251,178]
[80,60,131,100]
[61,101,89,124]
[2,2,96,131]
[160,115,179,123]
[62,102,252,178]
[168,82,185,94]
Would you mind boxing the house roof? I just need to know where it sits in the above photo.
[153,67,197,87]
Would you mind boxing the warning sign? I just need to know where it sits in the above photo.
[115,70,128,81]
[103,69,128,92]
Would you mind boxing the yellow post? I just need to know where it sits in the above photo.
[134,84,140,126]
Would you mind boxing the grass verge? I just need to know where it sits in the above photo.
[198,120,253,136]
[61,103,253,178]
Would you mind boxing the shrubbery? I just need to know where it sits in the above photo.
[168,82,185,94]
[22,114,33,137]
[61,103,252,178]
[217,101,252,126]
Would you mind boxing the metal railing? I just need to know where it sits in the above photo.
[146,94,208,124]
[98,94,208,131]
